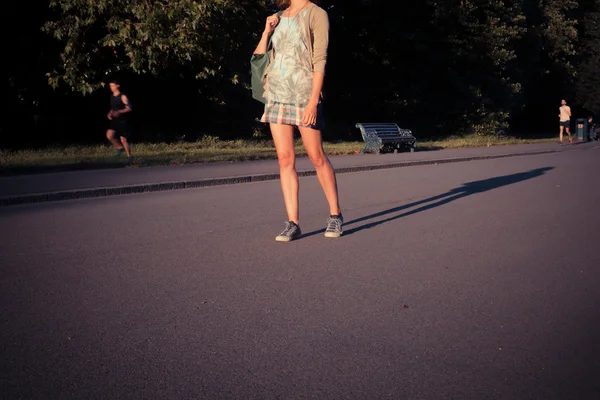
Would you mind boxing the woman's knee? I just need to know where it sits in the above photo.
[277,151,295,169]
[307,149,327,169]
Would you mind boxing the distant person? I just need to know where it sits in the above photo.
[558,99,572,145]
[106,80,133,161]
[587,116,598,141]
[254,0,343,242]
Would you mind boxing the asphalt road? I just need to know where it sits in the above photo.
[0,142,563,198]
[1,147,599,399]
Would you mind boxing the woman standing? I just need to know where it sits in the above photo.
[254,0,343,242]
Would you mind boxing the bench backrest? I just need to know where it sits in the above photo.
[355,123,414,141]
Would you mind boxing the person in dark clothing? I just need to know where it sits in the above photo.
[587,116,598,141]
[106,80,133,161]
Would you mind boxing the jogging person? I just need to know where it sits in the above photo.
[106,80,133,161]
[558,99,572,145]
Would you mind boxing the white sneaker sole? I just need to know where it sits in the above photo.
[324,231,342,238]
[276,233,301,242]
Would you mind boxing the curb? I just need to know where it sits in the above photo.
[0,149,558,207]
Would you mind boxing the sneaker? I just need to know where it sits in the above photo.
[569,139,573,145]
[324,214,343,238]
[126,156,134,164]
[275,221,301,242]
[114,148,125,157]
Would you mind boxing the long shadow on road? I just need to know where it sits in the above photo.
[303,167,554,238]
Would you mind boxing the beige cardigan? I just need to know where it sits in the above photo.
[269,5,330,74]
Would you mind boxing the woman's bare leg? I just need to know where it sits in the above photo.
[298,126,341,216]
[270,123,299,224]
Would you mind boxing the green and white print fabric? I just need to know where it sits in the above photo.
[264,10,313,104]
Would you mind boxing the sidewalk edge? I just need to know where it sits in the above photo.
[0,150,558,207]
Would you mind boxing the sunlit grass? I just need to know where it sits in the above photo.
[419,135,554,149]
[0,135,556,174]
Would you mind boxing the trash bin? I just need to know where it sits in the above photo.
[576,118,586,141]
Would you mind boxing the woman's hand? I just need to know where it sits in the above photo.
[264,14,280,35]
[302,101,318,127]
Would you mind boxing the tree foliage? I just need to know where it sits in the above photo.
[326,0,527,135]
[542,0,579,74]
[31,0,593,141]
[43,0,267,94]
[575,0,600,113]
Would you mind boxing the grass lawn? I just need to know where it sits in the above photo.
[0,135,555,175]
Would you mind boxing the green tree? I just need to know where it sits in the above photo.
[541,0,579,75]
[509,0,579,133]
[575,0,600,113]
[43,0,267,95]
[40,0,590,141]
[445,0,527,135]
[328,0,526,136]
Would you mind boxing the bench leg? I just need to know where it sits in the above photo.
[361,143,376,154]
[362,137,382,154]
[373,141,383,154]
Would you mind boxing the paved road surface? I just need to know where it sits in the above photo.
[0,142,565,198]
[1,147,599,399]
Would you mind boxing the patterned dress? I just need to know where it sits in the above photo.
[260,8,323,129]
